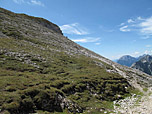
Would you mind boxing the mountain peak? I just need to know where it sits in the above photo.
[117,55,137,67]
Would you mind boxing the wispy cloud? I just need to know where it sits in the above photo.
[29,0,44,6]
[120,23,125,26]
[13,0,24,4]
[59,23,89,35]
[127,19,134,23]
[119,16,152,37]
[72,37,100,43]
[95,43,101,45]
[130,50,152,57]
[13,0,44,6]
[139,17,152,35]
[132,51,140,57]
[120,25,130,32]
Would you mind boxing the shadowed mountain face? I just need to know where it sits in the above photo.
[131,55,152,75]
[0,8,152,114]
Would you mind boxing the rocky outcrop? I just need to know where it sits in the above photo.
[35,17,63,35]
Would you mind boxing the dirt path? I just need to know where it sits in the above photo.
[114,88,152,114]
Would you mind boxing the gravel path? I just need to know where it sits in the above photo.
[114,88,152,114]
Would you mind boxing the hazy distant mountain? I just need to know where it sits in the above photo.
[131,55,152,75]
[117,54,147,67]
[117,55,137,67]
[113,59,118,62]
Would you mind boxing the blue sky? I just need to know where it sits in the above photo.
[1,0,152,60]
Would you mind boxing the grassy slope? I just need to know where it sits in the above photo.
[0,8,134,114]
[0,37,132,114]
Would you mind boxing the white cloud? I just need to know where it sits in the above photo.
[119,16,152,37]
[120,25,130,32]
[131,50,152,56]
[72,39,88,43]
[137,16,144,21]
[72,37,100,43]
[139,17,152,35]
[13,0,24,4]
[127,19,134,23]
[29,0,44,6]
[144,50,150,54]
[131,51,140,57]
[13,0,44,6]
[60,23,88,35]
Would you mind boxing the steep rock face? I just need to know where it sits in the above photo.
[117,55,137,67]
[0,7,152,114]
[131,55,152,75]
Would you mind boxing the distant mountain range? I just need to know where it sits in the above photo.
[117,54,152,75]
[116,54,147,67]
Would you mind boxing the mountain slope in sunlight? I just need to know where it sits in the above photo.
[0,8,152,114]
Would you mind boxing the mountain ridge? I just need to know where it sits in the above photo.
[0,7,63,35]
[117,54,148,67]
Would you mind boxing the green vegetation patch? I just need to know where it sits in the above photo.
[0,32,134,114]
